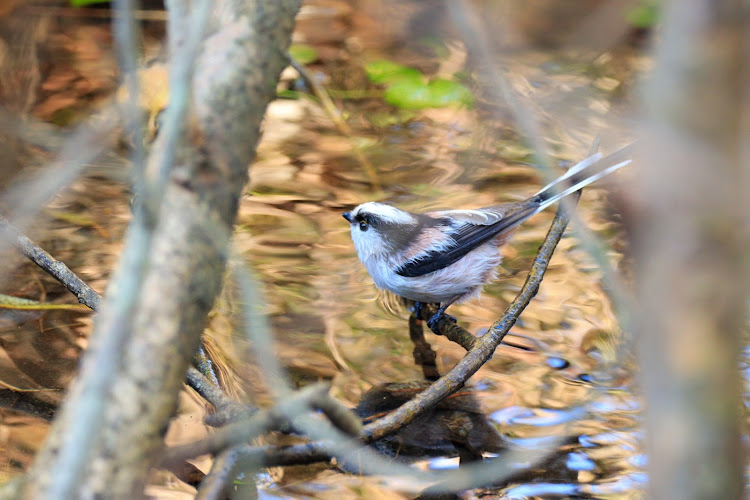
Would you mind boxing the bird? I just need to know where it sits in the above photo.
[342,145,632,330]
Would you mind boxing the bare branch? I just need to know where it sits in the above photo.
[158,383,334,470]
[186,366,255,427]
[23,1,303,497]
[408,314,440,380]
[0,216,102,311]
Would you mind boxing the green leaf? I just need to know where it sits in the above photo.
[426,78,474,107]
[626,1,659,28]
[70,0,109,6]
[365,60,424,86]
[289,44,318,65]
[384,78,474,109]
[383,80,433,109]
[276,89,301,100]
[366,59,473,109]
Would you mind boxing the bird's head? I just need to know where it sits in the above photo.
[342,202,417,262]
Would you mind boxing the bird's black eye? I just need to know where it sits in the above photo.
[359,220,369,231]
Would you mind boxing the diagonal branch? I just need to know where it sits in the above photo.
[0,216,102,311]
[158,382,359,470]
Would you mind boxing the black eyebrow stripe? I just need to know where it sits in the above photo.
[354,212,383,227]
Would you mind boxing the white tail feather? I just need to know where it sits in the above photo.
[530,143,634,218]
[535,152,603,195]
[534,159,631,215]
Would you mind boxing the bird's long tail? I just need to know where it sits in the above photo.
[532,142,634,213]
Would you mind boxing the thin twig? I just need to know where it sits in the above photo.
[0,216,102,311]
[113,0,145,183]
[186,367,256,427]
[159,383,333,469]
[417,304,477,350]
[313,392,363,437]
[194,445,248,500]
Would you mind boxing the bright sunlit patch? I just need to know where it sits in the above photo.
[427,456,460,470]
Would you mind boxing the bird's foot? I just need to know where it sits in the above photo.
[427,306,456,332]
[413,301,443,320]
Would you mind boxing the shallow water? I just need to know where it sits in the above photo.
[228,31,644,497]
[0,1,663,498]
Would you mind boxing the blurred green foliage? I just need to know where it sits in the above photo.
[70,0,108,6]
[626,0,660,29]
[289,44,318,65]
[365,60,424,86]
[365,60,473,109]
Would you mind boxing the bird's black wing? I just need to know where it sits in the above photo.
[395,202,538,278]
[396,144,635,278]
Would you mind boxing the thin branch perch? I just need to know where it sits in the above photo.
[0,216,102,311]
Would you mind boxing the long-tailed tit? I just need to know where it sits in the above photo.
[343,145,633,329]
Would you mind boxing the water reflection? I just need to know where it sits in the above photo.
[355,381,506,463]
[0,0,659,497]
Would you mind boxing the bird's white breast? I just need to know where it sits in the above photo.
[361,241,502,304]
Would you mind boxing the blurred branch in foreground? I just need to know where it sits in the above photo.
[635,0,748,499]
[11,1,303,498]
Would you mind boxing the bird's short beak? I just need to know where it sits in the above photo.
[342,212,352,223]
